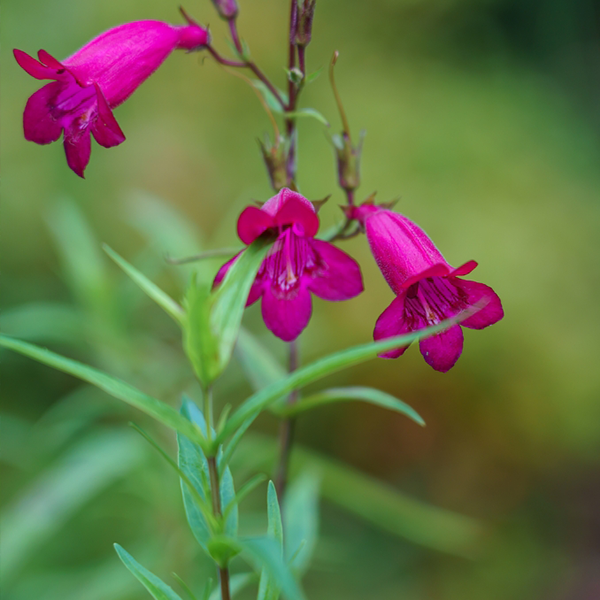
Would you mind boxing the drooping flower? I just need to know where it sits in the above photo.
[214,188,364,342]
[353,203,503,372]
[14,17,210,177]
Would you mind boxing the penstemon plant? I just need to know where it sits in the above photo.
[5,2,504,599]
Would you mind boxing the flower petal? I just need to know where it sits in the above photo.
[273,194,319,238]
[91,83,125,148]
[63,124,91,178]
[14,49,59,80]
[401,263,451,290]
[450,260,478,277]
[454,279,504,329]
[23,82,63,144]
[373,296,412,359]
[261,284,312,341]
[213,252,263,306]
[308,240,363,301]
[363,210,452,294]
[237,206,275,245]
[419,324,463,372]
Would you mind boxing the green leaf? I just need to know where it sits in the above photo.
[103,244,184,324]
[251,81,288,113]
[114,544,183,600]
[0,335,207,451]
[46,198,111,314]
[237,433,483,557]
[178,399,238,550]
[234,328,286,391]
[171,573,198,600]
[238,537,304,600]
[1,430,144,584]
[304,66,324,84]
[275,386,425,426]
[285,108,329,127]
[267,481,284,548]
[209,235,272,380]
[283,472,319,574]
[257,482,284,600]
[219,305,483,440]
[183,278,219,387]
[131,423,216,533]
[0,302,86,346]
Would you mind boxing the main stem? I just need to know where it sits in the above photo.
[274,340,299,499]
[204,387,231,600]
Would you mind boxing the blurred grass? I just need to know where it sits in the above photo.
[2,0,600,598]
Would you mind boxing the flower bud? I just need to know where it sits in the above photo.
[292,0,316,47]
[259,136,289,191]
[211,0,239,21]
[332,130,364,193]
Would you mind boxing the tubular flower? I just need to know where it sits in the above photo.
[353,203,503,372]
[14,18,209,177]
[214,188,364,342]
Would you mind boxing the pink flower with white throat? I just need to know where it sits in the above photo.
[214,188,364,342]
[14,17,209,177]
[354,202,503,372]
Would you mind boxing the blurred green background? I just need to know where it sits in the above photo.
[2,0,600,598]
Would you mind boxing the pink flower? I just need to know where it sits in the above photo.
[14,18,209,177]
[354,203,503,372]
[215,188,364,342]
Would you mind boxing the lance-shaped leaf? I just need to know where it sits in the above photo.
[218,304,484,441]
[283,472,319,575]
[183,278,219,386]
[0,335,207,451]
[274,386,425,426]
[114,544,183,600]
[103,244,184,324]
[183,236,271,387]
[209,235,271,378]
[178,399,238,552]
[257,482,283,600]
[284,108,329,127]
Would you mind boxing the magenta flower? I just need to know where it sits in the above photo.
[14,18,209,177]
[215,188,364,342]
[353,203,503,372]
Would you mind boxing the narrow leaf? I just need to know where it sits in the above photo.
[305,66,324,84]
[171,573,198,600]
[114,544,183,600]
[258,482,284,600]
[283,472,319,574]
[285,108,329,127]
[1,430,144,584]
[238,537,304,600]
[209,235,271,379]
[276,386,425,426]
[103,244,184,324]
[251,81,288,113]
[219,305,483,440]
[0,335,207,451]
[130,423,216,531]
[178,399,238,546]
